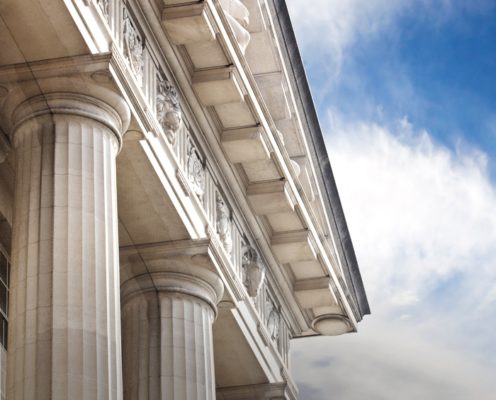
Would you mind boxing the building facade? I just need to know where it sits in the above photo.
[0,0,369,398]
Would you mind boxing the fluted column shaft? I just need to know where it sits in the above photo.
[122,290,216,400]
[121,250,224,400]
[7,92,129,400]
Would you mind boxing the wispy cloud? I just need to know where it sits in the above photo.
[329,116,496,314]
[285,1,496,398]
[291,117,496,399]
[286,0,496,81]
[293,319,495,400]
[286,0,400,84]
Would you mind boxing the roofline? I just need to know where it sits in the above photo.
[271,0,370,319]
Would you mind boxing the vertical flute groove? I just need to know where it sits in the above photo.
[122,290,217,400]
[8,112,123,400]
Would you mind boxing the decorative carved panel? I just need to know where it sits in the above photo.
[241,244,265,297]
[157,76,182,143]
[265,294,280,342]
[216,192,233,254]
[123,9,144,85]
[186,140,205,201]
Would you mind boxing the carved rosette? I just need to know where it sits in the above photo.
[216,193,232,254]
[241,244,265,297]
[156,77,182,143]
[265,296,280,342]
[186,141,205,201]
[123,10,144,85]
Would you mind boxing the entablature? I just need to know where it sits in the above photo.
[66,0,360,338]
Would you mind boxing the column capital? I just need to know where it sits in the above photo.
[122,239,223,399]
[11,91,129,149]
[120,239,225,314]
[0,54,130,148]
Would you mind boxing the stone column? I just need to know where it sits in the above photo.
[121,242,224,400]
[7,91,129,400]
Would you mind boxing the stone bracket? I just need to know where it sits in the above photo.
[192,66,244,106]
[294,277,338,309]
[254,72,291,121]
[221,125,270,163]
[246,179,295,215]
[162,2,216,45]
[271,229,317,264]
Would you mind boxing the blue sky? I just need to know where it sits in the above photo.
[286,1,496,399]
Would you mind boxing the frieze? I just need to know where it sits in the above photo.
[216,192,233,254]
[123,9,144,85]
[186,141,205,201]
[157,76,182,143]
[241,244,265,297]
[97,0,109,18]
[265,295,280,342]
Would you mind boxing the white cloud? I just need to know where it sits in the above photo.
[327,117,496,316]
[286,0,405,79]
[290,118,496,399]
[285,2,496,397]
[285,0,495,81]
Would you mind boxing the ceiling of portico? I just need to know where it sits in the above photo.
[0,0,89,66]
[117,140,190,247]
[214,308,269,388]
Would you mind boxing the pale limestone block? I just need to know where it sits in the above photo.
[295,277,337,309]
[214,101,258,129]
[162,3,216,45]
[245,31,280,74]
[266,211,306,233]
[254,72,291,121]
[221,126,270,164]
[243,158,282,182]
[247,180,295,215]
[271,230,317,264]
[193,67,244,106]
[186,40,230,69]
[290,260,326,281]
[241,0,266,33]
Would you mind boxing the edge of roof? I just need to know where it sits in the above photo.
[271,0,371,319]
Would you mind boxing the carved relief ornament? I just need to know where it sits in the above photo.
[157,77,182,143]
[216,193,233,254]
[123,11,144,85]
[242,244,265,297]
[97,0,109,17]
[186,141,205,201]
[265,297,280,341]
